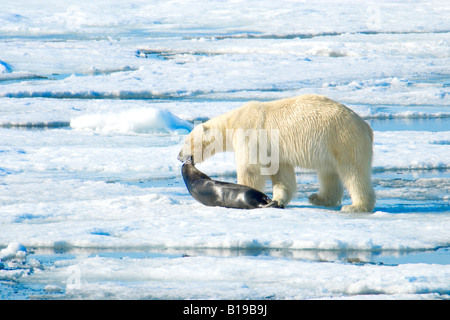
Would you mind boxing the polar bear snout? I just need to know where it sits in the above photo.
[177,149,193,163]
[178,136,194,163]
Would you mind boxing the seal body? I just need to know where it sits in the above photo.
[181,159,282,209]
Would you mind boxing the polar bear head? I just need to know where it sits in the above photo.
[177,123,227,164]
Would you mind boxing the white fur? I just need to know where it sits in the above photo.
[179,94,376,212]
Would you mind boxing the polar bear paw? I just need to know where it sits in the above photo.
[341,204,373,213]
[308,193,341,208]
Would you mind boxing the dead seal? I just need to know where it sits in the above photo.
[181,158,282,209]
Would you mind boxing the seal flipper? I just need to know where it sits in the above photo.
[263,200,284,209]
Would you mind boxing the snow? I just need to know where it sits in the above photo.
[0,0,449,300]
[22,255,450,300]
[70,108,193,134]
[0,242,26,261]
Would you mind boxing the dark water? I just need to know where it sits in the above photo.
[367,117,450,132]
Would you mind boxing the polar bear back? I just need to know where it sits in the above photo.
[226,94,373,171]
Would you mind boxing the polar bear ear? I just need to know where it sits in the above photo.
[201,123,211,135]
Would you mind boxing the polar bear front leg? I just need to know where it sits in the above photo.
[269,164,296,207]
[236,164,267,193]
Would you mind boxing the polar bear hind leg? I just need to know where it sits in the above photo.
[308,170,343,208]
[338,164,376,213]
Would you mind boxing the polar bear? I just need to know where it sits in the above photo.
[178,94,376,212]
